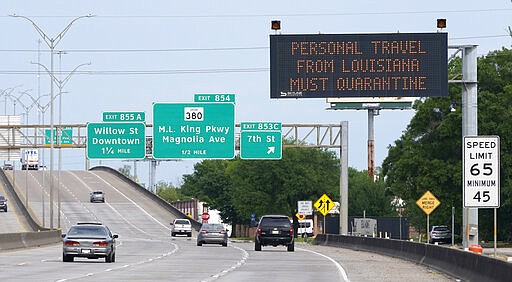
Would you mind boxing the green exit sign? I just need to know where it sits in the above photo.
[45,128,73,146]
[194,94,235,103]
[103,111,145,122]
[87,122,146,159]
[153,102,235,159]
[240,122,282,160]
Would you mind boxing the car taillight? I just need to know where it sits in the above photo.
[201,230,208,234]
[65,240,80,247]
[93,241,109,247]
[257,227,262,235]
[289,226,293,236]
[219,230,226,234]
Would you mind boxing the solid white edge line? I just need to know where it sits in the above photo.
[298,247,350,282]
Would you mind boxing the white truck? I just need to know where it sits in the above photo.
[21,149,39,170]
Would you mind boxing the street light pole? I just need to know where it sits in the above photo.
[11,13,94,229]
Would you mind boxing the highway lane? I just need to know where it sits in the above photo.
[0,169,456,281]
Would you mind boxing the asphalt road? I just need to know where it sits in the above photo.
[0,170,457,281]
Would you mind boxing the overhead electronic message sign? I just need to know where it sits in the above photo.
[270,33,447,98]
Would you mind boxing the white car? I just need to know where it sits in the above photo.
[170,218,192,237]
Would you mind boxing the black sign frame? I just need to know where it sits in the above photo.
[270,33,448,99]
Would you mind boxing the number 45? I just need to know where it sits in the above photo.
[473,191,490,202]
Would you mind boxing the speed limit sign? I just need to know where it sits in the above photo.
[463,136,500,208]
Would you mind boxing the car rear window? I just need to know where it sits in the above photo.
[68,226,108,236]
[433,227,449,232]
[203,224,225,231]
[260,217,290,227]
[0,196,5,201]
[175,219,190,225]
[92,191,103,195]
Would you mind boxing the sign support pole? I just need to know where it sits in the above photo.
[461,45,478,249]
[426,214,430,244]
[494,208,497,257]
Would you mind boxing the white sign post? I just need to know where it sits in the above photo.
[463,136,500,208]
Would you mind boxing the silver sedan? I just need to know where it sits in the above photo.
[196,223,228,247]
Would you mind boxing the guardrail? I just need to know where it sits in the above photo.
[89,166,202,231]
[314,234,512,282]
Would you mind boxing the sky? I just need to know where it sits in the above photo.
[1,1,511,187]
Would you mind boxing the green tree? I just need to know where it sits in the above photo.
[117,165,133,180]
[382,48,512,241]
[348,168,394,217]
[156,181,182,202]
[180,145,340,226]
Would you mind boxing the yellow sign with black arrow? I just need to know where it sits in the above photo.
[314,194,334,216]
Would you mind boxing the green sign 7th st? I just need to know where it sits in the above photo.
[152,102,235,159]
[240,122,282,160]
[87,122,146,159]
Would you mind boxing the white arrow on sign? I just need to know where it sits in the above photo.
[267,147,275,154]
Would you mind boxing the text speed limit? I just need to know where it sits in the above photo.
[463,136,500,208]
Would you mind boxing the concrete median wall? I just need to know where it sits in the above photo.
[0,230,62,251]
[314,234,512,282]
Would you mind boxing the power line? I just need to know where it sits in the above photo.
[0,67,269,75]
[0,33,509,54]
[1,8,511,19]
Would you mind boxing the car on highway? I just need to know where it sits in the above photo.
[196,223,228,247]
[2,163,13,170]
[429,225,452,244]
[170,218,192,237]
[0,195,7,212]
[62,222,118,263]
[89,190,105,203]
[255,215,294,252]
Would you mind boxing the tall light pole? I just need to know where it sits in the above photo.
[20,91,50,227]
[31,61,89,229]
[11,13,94,229]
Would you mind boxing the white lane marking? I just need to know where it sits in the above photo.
[89,171,170,230]
[298,247,350,282]
[67,171,157,236]
[200,244,249,282]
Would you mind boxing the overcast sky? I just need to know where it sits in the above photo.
[1,1,511,186]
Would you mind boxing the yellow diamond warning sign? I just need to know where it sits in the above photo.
[314,194,334,216]
[416,191,441,215]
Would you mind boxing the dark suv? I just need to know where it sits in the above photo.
[255,215,294,252]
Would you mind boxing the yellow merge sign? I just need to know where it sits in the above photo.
[416,191,441,215]
[314,194,334,216]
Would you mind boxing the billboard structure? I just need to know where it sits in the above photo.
[270,33,448,99]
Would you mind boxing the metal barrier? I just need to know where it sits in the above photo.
[314,234,512,282]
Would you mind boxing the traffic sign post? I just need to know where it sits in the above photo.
[152,102,235,159]
[416,191,441,243]
[314,194,334,235]
[240,122,282,159]
[463,136,500,208]
[87,122,146,159]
